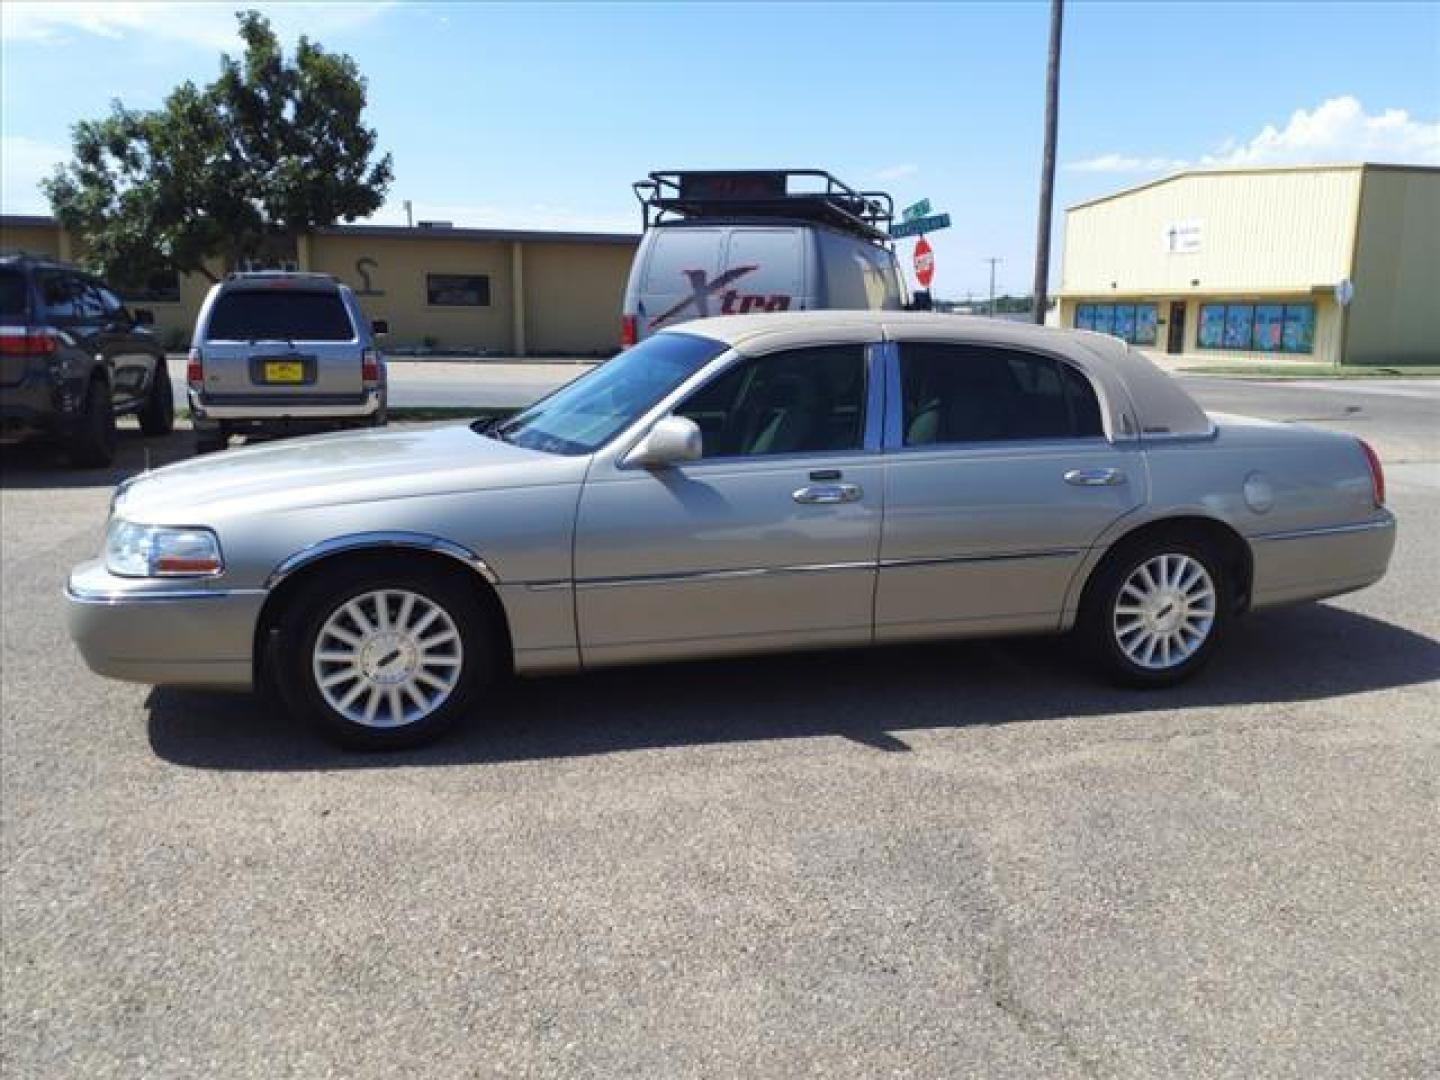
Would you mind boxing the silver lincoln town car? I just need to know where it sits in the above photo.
[66,312,1395,748]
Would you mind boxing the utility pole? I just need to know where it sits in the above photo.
[404,199,414,228]
[1031,0,1064,324]
[984,257,1002,317]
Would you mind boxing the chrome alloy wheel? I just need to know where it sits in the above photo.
[1112,554,1217,671]
[311,589,464,729]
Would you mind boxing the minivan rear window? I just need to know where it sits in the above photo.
[0,270,28,319]
[206,289,354,342]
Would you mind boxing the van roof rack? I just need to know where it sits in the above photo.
[634,169,894,243]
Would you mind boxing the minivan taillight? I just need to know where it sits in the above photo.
[186,347,203,385]
[1358,438,1385,507]
[620,315,638,348]
[362,347,381,385]
[0,329,58,357]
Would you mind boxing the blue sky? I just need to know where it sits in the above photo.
[3,1,1437,296]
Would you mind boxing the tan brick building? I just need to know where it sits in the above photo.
[0,216,639,356]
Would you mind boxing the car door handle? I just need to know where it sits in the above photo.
[1064,468,1127,487]
[793,483,863,504]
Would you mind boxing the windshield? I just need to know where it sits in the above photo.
[491,332,726,456]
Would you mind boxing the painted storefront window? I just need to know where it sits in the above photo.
[1071,302,1157,345]
[1199,303,1315,354]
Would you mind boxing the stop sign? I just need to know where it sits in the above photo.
[914,236,935,288]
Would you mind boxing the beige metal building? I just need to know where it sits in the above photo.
[0,215,639,356]
[1057,163,1439,365]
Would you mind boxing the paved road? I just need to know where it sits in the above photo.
[4,390,1438,1076]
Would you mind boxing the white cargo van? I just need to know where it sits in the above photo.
[621,170,908,345]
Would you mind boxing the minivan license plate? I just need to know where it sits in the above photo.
[263,360,304,383]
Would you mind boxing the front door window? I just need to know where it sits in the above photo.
[674,345,866,458]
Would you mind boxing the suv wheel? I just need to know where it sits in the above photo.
[138,365,174,436]
[1079,536,1230,687]
[68,377,117,468]
[194,423,227,455]
[275,560,493,750]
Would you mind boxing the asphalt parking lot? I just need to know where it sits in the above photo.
[3,381,1438,1078]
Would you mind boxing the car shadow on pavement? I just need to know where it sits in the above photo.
[146,601,1440,773]
[0,426,193,489]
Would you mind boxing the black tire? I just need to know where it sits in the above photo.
[1078,533,1231,688]
[194,423,227,455]
[274,559,493,750]
[67,376,117,468]
[138,362,174,436]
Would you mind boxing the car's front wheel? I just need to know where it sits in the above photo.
[1080,536,1230,686]
[275,560,493,749]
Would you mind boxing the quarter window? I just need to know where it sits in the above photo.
[674,345,867,458]
[1073,303,1158,345]
[426,273,490,307]
[899,344,1103,445]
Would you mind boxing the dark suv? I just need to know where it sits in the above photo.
[1,255,173,467]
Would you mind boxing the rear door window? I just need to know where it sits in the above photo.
[899,343,1103,445]
[0,270,28,320]
[206,289,355,341]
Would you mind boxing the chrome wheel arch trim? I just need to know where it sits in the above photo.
[265,532,499,591]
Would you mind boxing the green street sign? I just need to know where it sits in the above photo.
[901,198,932,222]
[890,212,951,239]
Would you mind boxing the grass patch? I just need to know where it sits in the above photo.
[389,406,518,423]
[1179,363,1440,379]
[176,406,519,423]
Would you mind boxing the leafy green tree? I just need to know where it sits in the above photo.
[44,10,392,283]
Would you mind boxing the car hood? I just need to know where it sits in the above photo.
[114,423,586,524]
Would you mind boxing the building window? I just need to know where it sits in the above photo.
[426,273,490,307]
[118,268,181,304]
[1073,303,1157,345]
[1198,302,1314,354]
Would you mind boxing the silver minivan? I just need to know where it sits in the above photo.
[187,272,387,452]
[621,170,907,345]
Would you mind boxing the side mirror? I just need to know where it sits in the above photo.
[133,308,155,326]
[371,319,390,336]
[626,415,702,468]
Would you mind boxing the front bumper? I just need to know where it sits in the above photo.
[65,560,265,688]
[189,387,384,421]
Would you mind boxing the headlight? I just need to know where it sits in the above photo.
[105,520,224,577]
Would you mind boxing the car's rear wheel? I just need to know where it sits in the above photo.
[1080,536,1230,686]
[67,376,117,468]
[276,561,492,749]
[138,364,174,435]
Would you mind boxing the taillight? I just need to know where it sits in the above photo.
[620,315,638,347]
[186,347,203,385]
[0,328,58,356]
[362,347,381,385]
[1358,438,1385,507]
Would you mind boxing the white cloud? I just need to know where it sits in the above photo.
[0,135,67,214]
[1065,96,1440,177]
[1202,96,1440,167]
[1066,154,1188,174]
[1,2,393,51]
[874,163,919,182]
